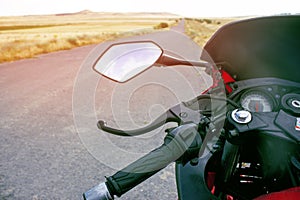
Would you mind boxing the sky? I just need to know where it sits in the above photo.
[0,0,299,17]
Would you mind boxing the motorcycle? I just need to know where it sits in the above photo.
[83,15,300,199]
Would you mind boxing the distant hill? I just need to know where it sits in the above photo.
[54,10,181,18]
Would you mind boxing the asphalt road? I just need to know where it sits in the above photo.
[0,26,210,199]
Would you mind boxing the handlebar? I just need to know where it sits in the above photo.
[84,96,220,199]
[83,183,112,200]
[83,123,202,199]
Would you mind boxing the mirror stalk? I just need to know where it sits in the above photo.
[156,54,211,68]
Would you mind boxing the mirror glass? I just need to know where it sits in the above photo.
[94,42,163,82]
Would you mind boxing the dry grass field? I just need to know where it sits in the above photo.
[184,17,239,46]
[0,10,238,63]
[0,11,179,63]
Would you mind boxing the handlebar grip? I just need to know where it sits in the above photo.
[105,124,199,197]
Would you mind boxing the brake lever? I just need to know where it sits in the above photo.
[97,103,203,136]
[97,109,180,136]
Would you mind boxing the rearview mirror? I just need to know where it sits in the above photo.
[93,41,163,82]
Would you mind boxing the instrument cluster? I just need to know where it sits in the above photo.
[230,79,300,113]
[240,90,274,112]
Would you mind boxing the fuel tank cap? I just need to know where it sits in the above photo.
[231,109,252,124]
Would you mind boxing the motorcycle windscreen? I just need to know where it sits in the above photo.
[201,15,300,83]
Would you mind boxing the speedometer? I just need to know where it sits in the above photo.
[240,90,274,112]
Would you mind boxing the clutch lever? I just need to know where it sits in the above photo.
[97,103,202,137]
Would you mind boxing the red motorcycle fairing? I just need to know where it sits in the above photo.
[254,187,300,200]
[219,70,235,93]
